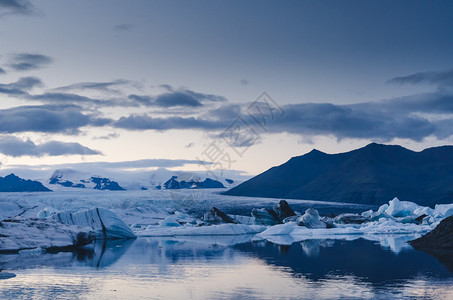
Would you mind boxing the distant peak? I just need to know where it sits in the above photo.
[5,173,19,179]
[307,149,326,155]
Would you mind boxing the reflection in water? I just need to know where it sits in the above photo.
[0,236,452,299]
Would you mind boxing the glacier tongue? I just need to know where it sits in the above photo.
[52,208,136,239]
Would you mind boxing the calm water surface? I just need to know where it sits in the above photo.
[1,236,452,300]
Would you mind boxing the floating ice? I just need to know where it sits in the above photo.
[158,216,181,227]
[52,208,136,239]
[297,208,326,229]
[136,224,266,237]
[0,218,94,252]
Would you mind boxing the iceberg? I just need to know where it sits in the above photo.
[136,223,266,237]
[251,200,297,225]
[51,208,136,239]
[202,207,237,224]
[297,208,326,229]
[0,218,94,252]
[158,216,181,227]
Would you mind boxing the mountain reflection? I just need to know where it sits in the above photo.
[234,238,453,283]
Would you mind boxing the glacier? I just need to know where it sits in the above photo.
[1,189,453,252]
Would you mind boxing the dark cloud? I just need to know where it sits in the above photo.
[127,92,203,107]
[128,88,227,108]
[388,69,453,89]
[114,23,133,32]
[9,53,53,71]
[0,136,100,157]
[154,92,203,107]
[0,0,36,16]
[0,76,42,95]
[0,67,5,74]
[53,79,130,92]
[0,105,106,134]
[113,92,453,143]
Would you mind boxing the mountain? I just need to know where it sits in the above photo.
[162,175,226,189]
[0,174,52,192]
[224,143,453,206]
[49,169,125,191]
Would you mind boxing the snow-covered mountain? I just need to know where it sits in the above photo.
[43,168,240,191]
[161,175,226,189]
[49,169,125,191]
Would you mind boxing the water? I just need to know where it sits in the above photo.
[1,236,452,299]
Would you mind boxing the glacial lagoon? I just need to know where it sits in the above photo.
[1,236,453,300]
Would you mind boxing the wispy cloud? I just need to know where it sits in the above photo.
[0,0,37,16]
[0,76,42,95]
[114,23,133,32]
[388,69,453,89]
[53,79,130,93]
[0,135,101,157]
[9,53,53,71]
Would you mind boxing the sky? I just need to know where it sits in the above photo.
[0,0,453,177]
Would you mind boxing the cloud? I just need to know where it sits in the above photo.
[113,91,453,143]
[128,88,227,108]
[9,53,53,71]
[92,132,120,140]
[114,23,133,32]
[0,67,5,74]
[53,79,130,92]
[388,69,453,89]
[0,105,106,134]
[154,92,203,107]
[8,158,212,170]
[0,76,42,95]
[240,79,249,85]
[0,0,36,16]
[0,135,100,157]
[114,114,226,131]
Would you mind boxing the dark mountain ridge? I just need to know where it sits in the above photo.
[224,143,453,206]
[0,174,51,192]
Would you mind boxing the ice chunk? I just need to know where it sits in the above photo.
[334,213,369,224]
[158,216,181,227]
[258,222,296,236]
[202,207,237,224]
[52,208,136,239]
[297,208,326,229]
[251,208,281,225]
[385,197,422,218]
[19,247,45,255]
[37,207,58,219]
[434,204,453,218]
[137,223,266,237]
[0,218,94,252]
[251,200,296,225]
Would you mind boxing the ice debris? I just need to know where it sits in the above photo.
[51,208,136,239]
[252,200,296,225]
[297,208,326,229]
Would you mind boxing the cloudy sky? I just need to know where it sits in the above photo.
[1,0,453,176]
